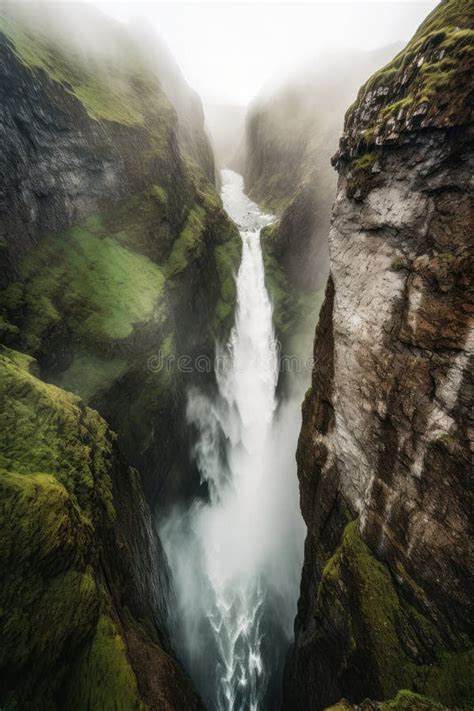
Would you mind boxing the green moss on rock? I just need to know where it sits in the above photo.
[1,169,239,518]
[346,151,382,199]
[62,614,146,711]
[0,346,114,521]
[0,3,240,511]
[213,239,241,332]
[165,205,206,277]
[0,349,106,705]
[0,173,236,403]
[315,520,474,709]
[261,238,324,368]
[17,215,167,347]
[341,0,473,156]
[0,10,173,132]
[53,349,129,403]
[151,184,168,206]
[381,689,447,710]
[0,471,98,682]
[0,347,167,708]
[351,153,377,172]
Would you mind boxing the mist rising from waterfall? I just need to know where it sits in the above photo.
[161,170,305,710]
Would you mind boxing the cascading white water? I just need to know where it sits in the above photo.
[161,170,305,710]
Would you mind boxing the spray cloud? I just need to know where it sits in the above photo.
[160,170,305,710]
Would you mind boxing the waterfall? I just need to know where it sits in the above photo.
[161,170,305,710]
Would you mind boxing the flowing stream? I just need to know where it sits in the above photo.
[161,170,305,710]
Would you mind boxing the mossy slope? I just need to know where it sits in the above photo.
[261,221,324,371]
[0,174,239,502]
[0,5,231,707]
[0,3,240,503]
[0,7,172,129]
[310,520,473,709]
[0,346,201,709]
[338,0,473,158]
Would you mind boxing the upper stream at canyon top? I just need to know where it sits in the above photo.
[161,170,305,710]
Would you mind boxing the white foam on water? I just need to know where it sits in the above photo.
[161,169,305,710]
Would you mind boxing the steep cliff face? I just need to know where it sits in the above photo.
[242,73,334,298]
[0,4,240,505]
[241,48,401,367]
[0,346,202,709]
[0,5,178,271]
[0,5,238,705]
[285,1,473,709]
[132,25,216,184]
[0,4,215,247]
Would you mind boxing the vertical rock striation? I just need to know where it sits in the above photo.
[285,1,474,708]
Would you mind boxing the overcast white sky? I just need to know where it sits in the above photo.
[93,1,438,105]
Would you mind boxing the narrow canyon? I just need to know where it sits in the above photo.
[0,1,472,710]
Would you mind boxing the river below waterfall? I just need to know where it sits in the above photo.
[161,170,305,710]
